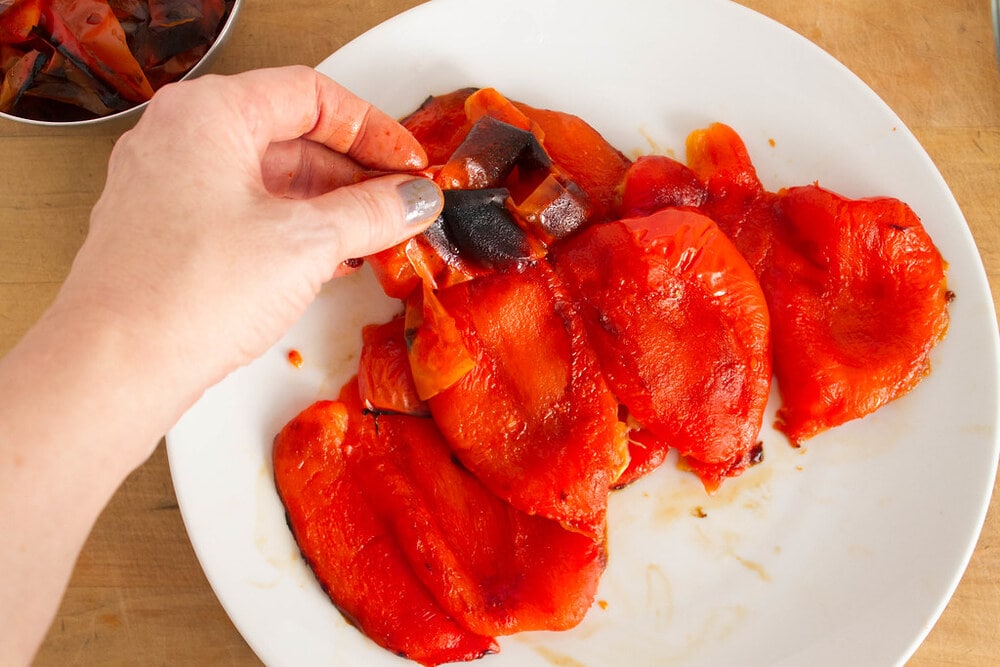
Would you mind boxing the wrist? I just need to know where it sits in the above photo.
[5,289,206,473]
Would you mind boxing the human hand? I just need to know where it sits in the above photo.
[58,65,442,401]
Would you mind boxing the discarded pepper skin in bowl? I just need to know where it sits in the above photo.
[273,88,951,665]
[0,0,235,122]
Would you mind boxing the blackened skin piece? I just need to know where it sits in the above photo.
[439,116,552,190]
[437,189,532,270]
[421,215,462,267]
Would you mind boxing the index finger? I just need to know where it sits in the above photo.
[225,66,428,171]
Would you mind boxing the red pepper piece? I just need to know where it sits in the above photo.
[686,123,780,276]
[0,48,45,112]
[463,86,540,137]
[40,0,154,103]
[612,426,670,489]
[345,386,605,637]
[367,240,422,300]
[551,208,772,491]
[620,154,707,218]
[127,0,226,89]
[514,173,591,244]
[401,87,477,166]
[427,261,626,536]
[405,282,477,401]
[139,39,207,89]
[0,0,42,44]
[357,315,428,417]
[686,122,763,202]
[513,100,632,222]
[273,398,497,667]
[15,49,132,118]
[366,224,475,301]
[767,185,950,445]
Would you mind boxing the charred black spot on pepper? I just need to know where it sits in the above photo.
[444,116,552,189]
[749,441,765,465]
[436,188,532,269]
[363,406,431,420]
[403,326,419,350]
[421,214,462,264]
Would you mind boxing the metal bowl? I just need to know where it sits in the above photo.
[0,0,243,128]
[993,0,1000,71]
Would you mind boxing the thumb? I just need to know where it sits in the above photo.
[305,174,443,263]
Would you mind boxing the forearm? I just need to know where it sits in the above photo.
[0,297,199,665]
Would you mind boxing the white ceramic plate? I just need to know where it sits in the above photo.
[166,0,1000,665]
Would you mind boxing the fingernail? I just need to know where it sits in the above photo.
[398,178,442,227]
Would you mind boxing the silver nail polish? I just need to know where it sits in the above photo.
[399,178,442,226]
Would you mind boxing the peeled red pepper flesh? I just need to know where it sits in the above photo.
[357,315,428,416]
[348,383,606,635]
[766,184,950,445]
[619,154,708,218]
[686,122,781,277]
[272,396,498,667]
[683,122,950,446]
[551,208,772,491]
[400,87,477,165]
[275,321,607,662]
[426,261,627,537]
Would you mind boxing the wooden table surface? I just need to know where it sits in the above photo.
[2,0,998,664]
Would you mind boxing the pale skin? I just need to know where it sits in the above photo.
[0,65,443,665]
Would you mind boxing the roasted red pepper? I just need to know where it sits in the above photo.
[426,261,627,536]
[276,90,953,665]
[349,392,606,635]
[41,0,153,103]
[405,281,477,401]
[272,396,497,667]
[514,100,632,222]
[0,0,42,44]
[357,315,428,416]
[684,123,950,446]
[276,326,607,661]
[552,208,772,491]
[619,154,708,218]
[766,184,950,445]
[686,122,782,276]
[400,87,477,165]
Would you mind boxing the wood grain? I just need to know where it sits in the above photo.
[0,0,996,665]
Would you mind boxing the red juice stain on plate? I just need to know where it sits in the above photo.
[287,349,304,369]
